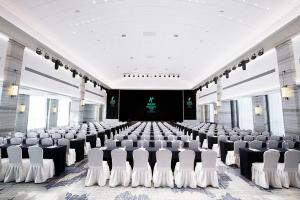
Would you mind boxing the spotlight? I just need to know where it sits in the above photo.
[210,80,213,83]
[51,57,56,63]
[177,75,180,78]
[36,48,42,55]
[241,61,246,70]
[219,74,223,78]
[142,75,144,77]
[258,48,264,56]
[137,75,140,77]
[89,79,93,83]
[124,74,126,77]
[154,75,157,77]
[64,65,69,70]
[79,73,82,77]
[168,75,171,77]
[224,70,230,79]
[59,61,63,66]
[199,86,202,91]
[159,75,161,77]
[251,53,257,60]
[93,81,97,87]
[244,58,250,63]
[205,82,209,88]
[164,75,166,77]
[84,76,89,83]
[213,77,218,84]
[173,75,175,78]
[54,60,60,70]
[72,70,78,78]
[44,53,50,59]
[128,75,131,77]
[232,66,237,70]
[146,75,149,77]
[133,75,135,77]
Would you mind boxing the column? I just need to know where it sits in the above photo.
[276,40,300,136]
[0,39,25,135]
[79,78,85,124]
[252,95,269,132]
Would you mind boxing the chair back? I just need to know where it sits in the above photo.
[263,149,279,171]
[256,135,267,141]
[154,135,163,140]
[267,140,278,149]
[27,132,37,138]
[52,133,61,139]
[230,135,240,142]
[168,135,176,141]
[76,133,86,139]
[58,138,70,152]
[106,140,116,148]
[189,140,200,150]
[181,135,190,142]
[65,133,75,139]
[233,140,247,155]
[218,135,227,144]
[26,138,39,145]
[133,148,149,168]
[243,135,254,141]
[155,140,166,148]
[284,150,300,171]
[10,137,22,145]
[128,135,137,141]
[121,140,133,148]
[111,148,127,168]
[283,135,293,141]
[172,140,183,149]
[41,138,53,146]
[249,140,262,149]
[138,140,149,148]
[179,150,195,170]
[14,132,25,138]
[114,134,123,140]
[262,131,270,137]
[88,148,103,167]
[156,149,172,168]
[269,135,280,141]
[141,135,150,140]
[39,132,49,139]
[28,146,43,165]
[7,145,22,164]
[283,140,295,149]
[201,150,217,169]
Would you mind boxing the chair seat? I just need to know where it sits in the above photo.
[174,162,196,188]
[195,163,218,188]
[85,161,110,186]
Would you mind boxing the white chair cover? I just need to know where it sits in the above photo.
[58,139,76,166]
[85,148,110,186]
[277,150,300,188]
[155,140,166,148]
[0,148,9,181]
[132,148,152,187]
[195,150,218,187]
[137,140,150,148]
[282,140,295,149]
[26,138,39,145]
[14,132,25,138]
[249,140,263,149]
[65,133,75,139]
[39,132,49,139]
[153,149,174,188]
[77,133,91,155]
[189,140,200,151]
[174,150,196,188]
[172,140,183,149]
[269,135,281,141]
[252,149,282,189]
[244,135,254,141]
[27,132,37,138]
[105,140,116,148]
[52,133,61,139]
[96,137,101,147]
[267,140,279,149]
[109,148,132,187]
[4,146,30,183]
[121,140,133,148]
[25,146,55,183]
[226,140,246,167]
[256,135,267,142]
[41,138,53,146]
[10,137,22,145]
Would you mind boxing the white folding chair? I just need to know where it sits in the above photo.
[195,150,218,188]
[153,149,174,188]
[4,146,30,183]
[244,135,254,142]
[41,138,53,146]
[0,148,9,181]
[229,135,240,142]
[58,139,76,166]
[277,150,300,188]
[282,140,295,149]
[132,148,152,187]
[52,133,62,139]
[14,132,25,138]
[109,148,132,187]
[269,135,281,141]
[25,146,55,183]
[174,150,196,188]
[226,140,246,167]
[252,149,282,189]
[172,140,183,149]
[256,135,267,142]
[85,148,110,186]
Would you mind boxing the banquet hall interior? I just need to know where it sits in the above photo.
[0,0,300,200]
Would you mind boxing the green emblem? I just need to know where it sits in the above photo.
[110,96,116,107]
[146,96,156,113]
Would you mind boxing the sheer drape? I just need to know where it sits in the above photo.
[238,97,254,130]
[57,99,70,127]
[27,96,47,130]
[268,92,285,136]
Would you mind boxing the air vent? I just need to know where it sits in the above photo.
[143,32,156,37]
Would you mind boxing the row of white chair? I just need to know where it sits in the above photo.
[85,148,218,188]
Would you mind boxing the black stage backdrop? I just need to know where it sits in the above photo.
[106,90,119,119]
[183,90,197,119]
[119,90,183,121]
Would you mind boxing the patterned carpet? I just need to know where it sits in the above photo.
[0,159,299,200]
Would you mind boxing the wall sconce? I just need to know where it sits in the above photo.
[80,99,85,106]
[52,107,57,113]
[8,84,19,97]
[19,104,26,113]
[216,100,221,107]
[281,85,291,100]
[254,106,263,116]
[213,109,218,115]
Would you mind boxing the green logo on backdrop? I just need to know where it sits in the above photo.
[186,97,193,108]
[110,96,116,107]
[146,96,156,113]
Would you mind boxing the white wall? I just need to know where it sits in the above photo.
[196,84,217,105]
[84,81,107,104]
[0,33,8,81]
[20,48,81,98]
[221,49,280,100]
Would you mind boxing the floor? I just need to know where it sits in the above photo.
[0,159,299,200]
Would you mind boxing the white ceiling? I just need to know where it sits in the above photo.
[1,0,300,89]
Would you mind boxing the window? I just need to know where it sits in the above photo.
[238,97,254,130]
[268,92,285,136]
[209,104,214,122]
[27,96,47,130]
[57,99,70,127]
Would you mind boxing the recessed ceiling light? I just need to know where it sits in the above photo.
[122,34,126,37]
[168,57,171,59]
[173,34,179,38]
[75,9,80,13]
[130,56,134,59]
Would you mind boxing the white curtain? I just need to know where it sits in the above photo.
[238,97,254,130]
[268,92,285,136]
[28,96,47,130]
[209,104,214,122]
[57,99,70,127]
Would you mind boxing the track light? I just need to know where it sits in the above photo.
[51,57,56,63]
[93,81,97,87]
[79,73,82,77]
[54,60,60,70]
[232,66,237,70]
[224,70,230,79]
[199,86,202,91]
[251,53,257,60]
[36,48,42,55]
[244,58,250,63]
[205,82,209,88]
[258,48,264,56]
[89,79,93,83]
[64,65,69,70]
[84,76,89,83]
[240,61,246,70]
[213,77,218,84]
[44,53,50,59]
[100,86,103,90]
[72,70,78,78]
[177,75,180,78]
